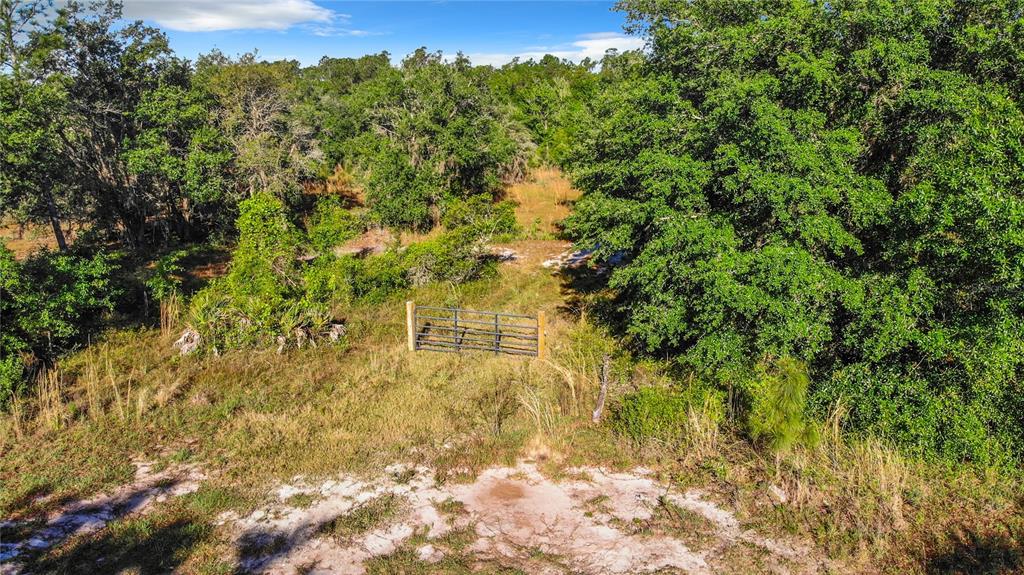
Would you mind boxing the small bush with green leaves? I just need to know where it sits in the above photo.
[745,358,817,454]
[145,247,196,302]
[404,224,498,287]
[0,245,121,406]
[307,197,362,253]
[611,384,724,445]
[441,196,520,241]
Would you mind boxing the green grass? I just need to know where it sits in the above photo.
[283,492,322,509]
[318,493,406,540]
[1,240,1022,573]
[434,497,467,518]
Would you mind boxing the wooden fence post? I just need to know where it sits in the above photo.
[406,301,415,352]
[537,310,547,359]
[592,354,610,422]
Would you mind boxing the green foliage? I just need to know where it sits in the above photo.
[297,53,393,167]
[611,384,724,445]
[404,224,498,287]
[187,193,327,350]
[362,148,436,230]
[145,248,194,302]
[566,0,1024,463]
[0,245,120,405]
[228,193,304,301]
[125,83,234,236]
[301,256,357,306]
[198,53,318,201]
[335,252,410,303]
[441,196,520,240]
[0,72,68,234]
[488,55,601,167]
[347,50,533,230]
[188,192,503,351]
[745,358,817,454]
[307,197,362,253]
[13,249,121,345]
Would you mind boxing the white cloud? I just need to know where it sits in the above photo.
[308,25,382,38]
[464,32,644,67]
[572,32,645,60]
[121,0,336,32]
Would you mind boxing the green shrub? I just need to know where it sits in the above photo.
[404,225,497,287]
[302,256,356,307]
[307,197,361,253]
[611,384,724,445]
[349,251,410,301]
[442,196,520,240]
[0,245,120,406]
[815,364,1017,465]
[145,247,194,302]
[0,355,25,409]
[225,192,303,302]
[188,193,330,351]
[745,358,817,454]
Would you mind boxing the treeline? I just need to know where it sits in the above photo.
[7,0,1024,469]
[566,0,1024,464]
[1,2,612,245]
[0,0,620,401]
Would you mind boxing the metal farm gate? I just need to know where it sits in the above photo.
[405,301,546,358]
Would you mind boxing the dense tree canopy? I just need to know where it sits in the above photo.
[565,0,1024,462]
[8,0,1023,466]
[1,2,579,247]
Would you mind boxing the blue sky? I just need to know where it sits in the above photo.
[119,1,640,66]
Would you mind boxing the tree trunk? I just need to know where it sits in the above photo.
[44,189,68,251]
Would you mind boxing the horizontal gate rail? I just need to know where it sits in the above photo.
[406,301,545,358]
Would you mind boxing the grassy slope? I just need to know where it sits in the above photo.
[2,171,1022,574]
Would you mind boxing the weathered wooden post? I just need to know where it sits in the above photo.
[537,310,547,359]
[593,354,610,422]
[493,312,500,354]
[406,301,415,351]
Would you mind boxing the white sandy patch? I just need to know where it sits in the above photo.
[228,462,815,575]
[542,247,594,269]
[0,460,205,574]
[227,465,457,574]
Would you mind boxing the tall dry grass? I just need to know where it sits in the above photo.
[785,403,911,530]
[506,168,579,237]
[159,292,183,336]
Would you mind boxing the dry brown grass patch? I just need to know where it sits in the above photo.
[507,167,579,236]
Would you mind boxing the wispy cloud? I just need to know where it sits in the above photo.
[464,31,643,66]
[307,25,383,38]
[121,0,337,32]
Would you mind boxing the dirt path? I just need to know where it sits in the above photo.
[2,461,822,574]
[224,462,820,574]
